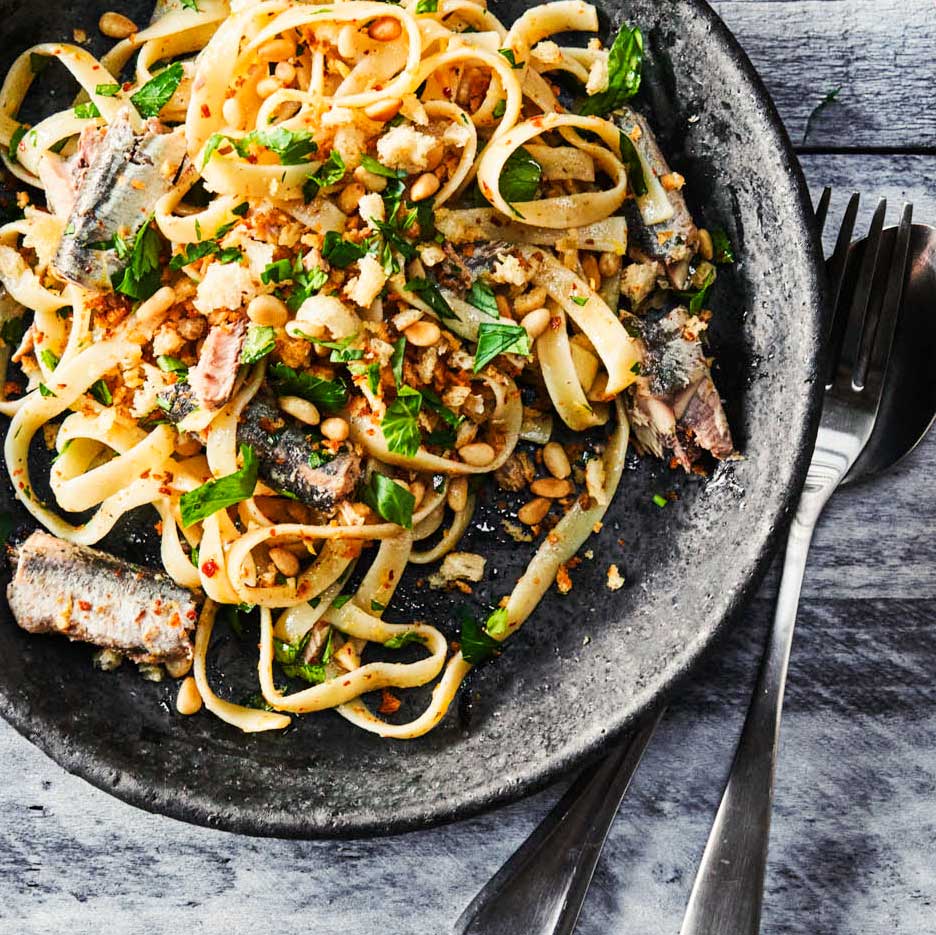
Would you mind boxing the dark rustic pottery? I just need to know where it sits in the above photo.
[0,0,825,837]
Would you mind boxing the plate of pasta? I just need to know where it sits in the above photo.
[0,0,823,836]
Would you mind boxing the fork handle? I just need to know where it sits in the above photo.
[453,709,663,935]
[680,504,826,935]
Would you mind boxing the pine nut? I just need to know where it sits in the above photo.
[269,546,300,577]
[257,37,297,62]
[424,143,445,172]
[278,395,320,426]
[410,172,440,202]
[321,416,350,442]
[338,181,366,215]
[521,307,550,340]
[514,286,548,315]
[256,76,281,99]
[404,319,441,346]
[543,441,572,479]
[447,476,468,512]
[698,228,714,262]
[247,293,289,327]
[222,96,244,129]
[364,98,403,122]
[518,497,551,526]
[99,11,137,38]
[531,477,573,498]
[598,251,622,277]
[458,441,496,466]
[165,656,192,678]
[581,254,600,289]
[274,61,296,84]
[354,165,388,192]
[176,676,203,716]
[368,16,402,41]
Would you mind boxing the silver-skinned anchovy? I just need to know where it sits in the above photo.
[7,531,198,663]
[158,385,363,515]
[53,107,186,291]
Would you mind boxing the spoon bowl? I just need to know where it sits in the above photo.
[844,223,936,484]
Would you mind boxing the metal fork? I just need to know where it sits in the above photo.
[679,194,914,935]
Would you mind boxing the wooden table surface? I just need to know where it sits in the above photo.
[4,2,936,933]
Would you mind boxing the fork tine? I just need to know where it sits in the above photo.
[833,199,887,385]
[823,194,862,385]
[814,186,832,236]
[852,203,913,391]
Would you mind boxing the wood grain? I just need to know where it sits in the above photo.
[3,4,936,935]
[711,0,936,151]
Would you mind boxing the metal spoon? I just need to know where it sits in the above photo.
[845,223,936,483]
[452,216,936,935]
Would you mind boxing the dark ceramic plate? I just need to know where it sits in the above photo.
[0,0,824,837]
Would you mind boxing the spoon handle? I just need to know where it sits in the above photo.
[453,709,664,935]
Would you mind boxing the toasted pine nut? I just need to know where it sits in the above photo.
[364,98,403,122]
[521,307,550,340]
[256,76,281,99]
[660,171,686,191]
[447,476,468,512]
[99,11,137,38]
[321,416,350,442]
[531,477,573,498]
[338,181,366,215]
[222,96,244,129]
[269,546,300,577]
[581,254,600,289]
[518,497,551,526]
[247,293,289,327]
[697,228,714,262]
[458,442,496,466]
[495,294,511,319]
[404,319,441,347]
[543,441,572,480]
[368,16,402,41]
[410,172,440,202]
[257,37,297,62]
[165,656,192,679]
[514,286,548,315]
[274,61,296,84]
[278,395,320,426]
[598,251,622,278]
[423,143,445,172]
[176,676,203,716]
[354,165,388,192]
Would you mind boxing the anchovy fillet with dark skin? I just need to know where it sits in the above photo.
[627,306,734,470]
[53,107,186,291]
[158,384,363,515]
[6,531,198,664]
[614,105,699,289]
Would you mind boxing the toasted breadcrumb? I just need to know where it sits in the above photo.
[606,564,625,591]
[556,563,572,595]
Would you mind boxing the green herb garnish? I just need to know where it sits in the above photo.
[130,62,184,118]
[498,147,541,204]
[618,131,648,197]
[384,631,427,649]
[180,444,259,527]
[578,23,643,116]
[362,472,416,528]
[404,277,455,320]
[241,325,276,364]
[381,386,422,458]
[473,321,531,372]
[466,280,499,318]
[269,362,347,410]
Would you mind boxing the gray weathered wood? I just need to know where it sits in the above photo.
[3,4,936,935]
[711,0,936,150]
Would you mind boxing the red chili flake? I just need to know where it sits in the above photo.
[186,609,197,621]
[200,104,211,118]
[78,601,92,612]
[201,560,218,578]
[378,690,401,715]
